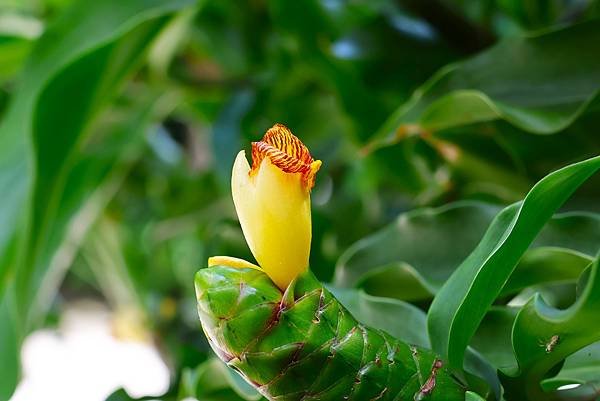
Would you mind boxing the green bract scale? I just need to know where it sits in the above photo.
[195,265,467,401]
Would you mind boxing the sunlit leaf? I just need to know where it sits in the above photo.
[0,0,193,398]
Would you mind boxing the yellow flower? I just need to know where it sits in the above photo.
[229,124,321,290]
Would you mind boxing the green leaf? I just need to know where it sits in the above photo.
[0,13,42,82]
[331,287,430,348]
[335,201,600,302]
[368,20,600,149]
[465,390,487,401]
[427,155,600,372]
[179,358,263,401]
[500,247,592,297]
[501,254,600,400]
[0,95,164,401]
[0,0,193,300]
[0,0,193,398]
[540,342,600,390]
[19,0,192,319]
[334,202,501,296]
[470,307,519,370]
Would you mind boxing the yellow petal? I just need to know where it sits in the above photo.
[207,256,261,270]
[231,124,320,290]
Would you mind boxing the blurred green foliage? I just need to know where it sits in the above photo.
[0,0,599,400]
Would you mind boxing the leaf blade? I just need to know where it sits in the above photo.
[427,155,600,371]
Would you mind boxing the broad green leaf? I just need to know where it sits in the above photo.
[427,155,600,372]
[501,255,600,400]
[0,1,193,398]
[0,95,165,401]
[368,20,600,149]
[335,202,501,294]
[336,201,600,301]
[470,307,519,370]
[500,248,592,297]
[19,0,192,320]
[28,96,165,324]
[0,0,193,300]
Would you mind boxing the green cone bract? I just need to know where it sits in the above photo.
[195,266,467,401]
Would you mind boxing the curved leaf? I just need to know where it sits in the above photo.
[502,255,600,400]
[500,248,592,297]
[541,342,600,391]
[336,202,600,302]
[368,20,600,149]
[427,155,600,372]
[335,202,502,293]
[0,0,193,399]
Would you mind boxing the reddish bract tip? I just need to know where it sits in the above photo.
[251,123,321,189]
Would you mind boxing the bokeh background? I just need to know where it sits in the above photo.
[0,0,599,400]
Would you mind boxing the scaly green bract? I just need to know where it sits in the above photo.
[195,266,467,401]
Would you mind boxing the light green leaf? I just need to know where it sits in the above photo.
[368,21,600,149]
[0,0,193,298]
[465,390,487,401]
[0,0,194,399]
[427,155,600,372]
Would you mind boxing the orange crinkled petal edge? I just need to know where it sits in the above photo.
[251,123,321,189]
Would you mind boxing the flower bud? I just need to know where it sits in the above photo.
[231,124,321,290]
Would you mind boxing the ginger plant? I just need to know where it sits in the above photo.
[195,124,468,400]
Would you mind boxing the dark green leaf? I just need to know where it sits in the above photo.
[331,287,430,347]
[501,248,592,297]
[368,21,600,149]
